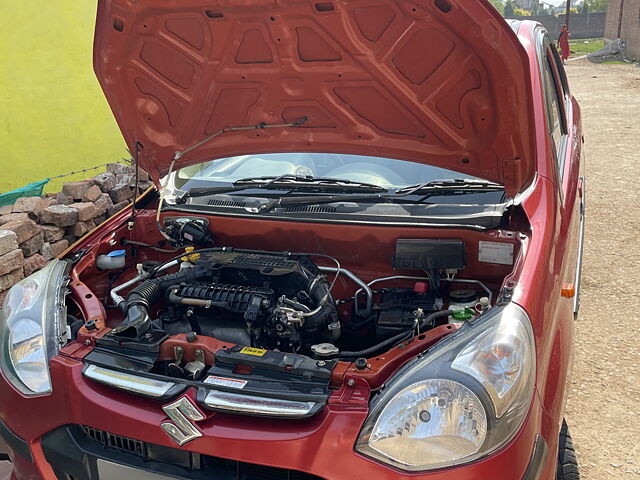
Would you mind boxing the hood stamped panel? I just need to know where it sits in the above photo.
[94,0,536,196]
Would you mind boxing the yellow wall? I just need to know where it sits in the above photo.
[0,1,125,193]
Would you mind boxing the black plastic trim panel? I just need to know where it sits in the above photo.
[42,425,324,480]
[0,418,32,462]
[523,435,549,480]
[165,204,505,231]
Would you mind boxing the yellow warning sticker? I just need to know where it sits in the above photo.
[240,347,267,356]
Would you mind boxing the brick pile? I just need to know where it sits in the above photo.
[0,163,152,305]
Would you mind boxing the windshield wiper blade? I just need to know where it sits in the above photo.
[257,179,504,213]
[394,178,503,196]
[251,174,387,190]
[177,175,388,203]
[177,178,273,201]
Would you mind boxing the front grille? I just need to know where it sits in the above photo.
[79,426,323,480]
[82,425,144,457]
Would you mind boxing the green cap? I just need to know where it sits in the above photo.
[452,307,475,322]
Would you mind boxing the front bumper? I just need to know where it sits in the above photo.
[0,356,556,480]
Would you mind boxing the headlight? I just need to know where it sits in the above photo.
[0,259,69,396]
[355,303,535,471]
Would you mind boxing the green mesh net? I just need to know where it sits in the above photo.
[0,179,50,207]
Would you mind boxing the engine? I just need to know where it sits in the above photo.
[112,250,340,353]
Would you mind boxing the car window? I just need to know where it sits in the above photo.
[549,45,569,96]
[541,46,568,182]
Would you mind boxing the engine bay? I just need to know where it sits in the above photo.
[112,250,342,354]
[63,210,523,412]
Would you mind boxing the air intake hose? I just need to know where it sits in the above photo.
[111,267,207,338]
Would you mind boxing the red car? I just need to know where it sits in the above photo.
[0,1,584,479]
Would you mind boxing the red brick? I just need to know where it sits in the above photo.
[69,202,98,222]
[71,222,91,238]
[41,224,64,243]
[94,193,113,216]
[93,172,116,192]
[106,163,133,175]
[62,181,91,200]
[0,230,18,256]
[0,249,25,277]
[0,219,40,244]
[23,254,48,276]
[0,268,24,292]
[0,205,13,216]
[55,192,74,205]
[41,205,78,227]
[116,173,135,187]
[0,213,30,226]
[19,232,44,257]
[107,200,130,217]
[42,239,70,260]
[41,197,57,208]
[83,185,102,203]
[12,196,45,220]
[50,239,69,257]
[109,185,133,203]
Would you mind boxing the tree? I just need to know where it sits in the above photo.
[514,7,533,15]
[489,0,506,14]
[504,0,515,16]
[581,0,608,12]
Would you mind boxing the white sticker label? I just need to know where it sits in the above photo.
[204,376,247,389]
[478,241,514,265]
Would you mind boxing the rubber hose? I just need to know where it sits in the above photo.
[306,275,340,341]
[113,267,208,337]
[127,280,162,310]
[337,310,453,359]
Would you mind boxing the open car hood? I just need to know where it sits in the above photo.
[94,0,536,197]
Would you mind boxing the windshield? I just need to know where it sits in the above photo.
[169,153,489,192]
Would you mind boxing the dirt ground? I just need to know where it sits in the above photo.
[1,60,639,480]
[564,59,640,479]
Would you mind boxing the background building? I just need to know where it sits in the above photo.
[605,0,640,59]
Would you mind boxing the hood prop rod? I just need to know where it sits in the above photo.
[129,141,144,229]
[172,116,307,162]
[155,117,308,241]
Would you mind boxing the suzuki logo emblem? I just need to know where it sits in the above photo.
[161,397,204,446]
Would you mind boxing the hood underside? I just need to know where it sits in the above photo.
[94,0,536,196]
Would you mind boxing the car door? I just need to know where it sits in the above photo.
[537,32,585,423]
[548,42,585,315]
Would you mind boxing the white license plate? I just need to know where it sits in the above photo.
[96,459,179,480]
